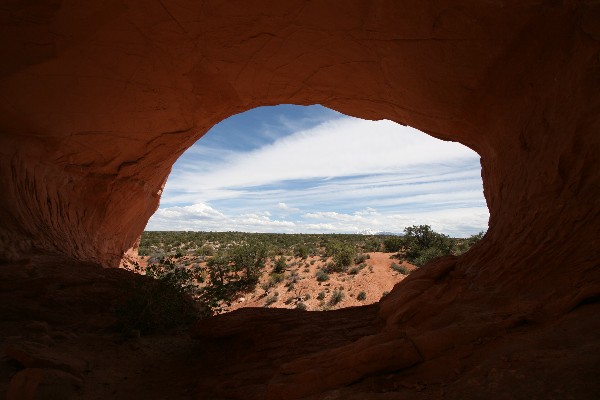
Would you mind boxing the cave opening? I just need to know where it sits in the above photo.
[131,104,489,314]
[1,2,598,399]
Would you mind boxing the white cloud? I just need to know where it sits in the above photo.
[147,202,488,237]
[148,114,489,236]
[162,117,479,203]
[276,202,299,212]
[146,203,297,232]
[297,207,489,237]
[152,203,225,220]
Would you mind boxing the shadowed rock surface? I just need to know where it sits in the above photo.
[1,1,599,399]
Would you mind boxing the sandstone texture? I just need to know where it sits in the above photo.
[1,1,599,399]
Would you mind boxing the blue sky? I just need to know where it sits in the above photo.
[146,105,489,237]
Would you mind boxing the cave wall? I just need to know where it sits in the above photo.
[1,1,599,398]
[0,0,598,306]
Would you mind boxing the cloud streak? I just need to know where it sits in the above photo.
[147,107,489,236]
[164,117,478,199]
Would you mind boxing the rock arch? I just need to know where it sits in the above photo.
[0,1,598,398]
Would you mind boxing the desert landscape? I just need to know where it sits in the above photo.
[121,228,479,318]
[1,1,599,399]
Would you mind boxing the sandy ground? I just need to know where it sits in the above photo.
[224,252,415,312]
[136,252,416,312]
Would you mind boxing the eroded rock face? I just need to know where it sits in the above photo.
[0,1,599,399]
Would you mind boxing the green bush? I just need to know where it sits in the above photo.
[453,231,486,255]
[354,253,369,265]
[115,261,202,335]
[296,302,307,310]
[295,244,309,259]
[287,270,300,284]
[383,236,403,252]
[402,225,453,267]
[357,291,367,301]
[273,256,287,273]
[264,294,278,307]
[333,244,356,271]
[260,281,273,292]
[270,272,285,285]
[315,269,330,282]
[330,289,344,305]
[205,253,234,286]
[363,238,381,252]
[411,246,447,267]
[391,262,410,275]
[196,244,215,256]
[230,242,268,284]
[317,291,326,300]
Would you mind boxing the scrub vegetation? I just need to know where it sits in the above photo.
[119,226,484,333]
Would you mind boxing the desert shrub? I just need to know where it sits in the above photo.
[315,269,330,282]
[411,246,447,267]
[287,270,301,284]
[354,253,368,265]
[205,253,234,286]
[260,281,273,292]
[145,259,200,292]
[317,291,326,300]
[348,266,360,275]
[115,280,198,335]
[296,302,307,310]
[264,294,278,307]
[304,293,311,300]
[332,244,356,271]
[383,236,403,252]
[453,231,486,255]
[269,273,285,287]
[363,238,381,252]
[201,246,269,312]
[273,256,287,273]
[382,291,390,297]
[196,244,215,256]
[294,244,309,259]
[115,261,202,335]
[323,241,356,272]
[357,291,367,301]
[391,262,410,275]
[230,242,268,284]
[271,272,285,283]
[330,289,344,305]
[402,225,453,267]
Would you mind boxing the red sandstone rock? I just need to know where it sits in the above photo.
[7,368,82,400]
[0,1,599,399]
[5,342,86,377]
